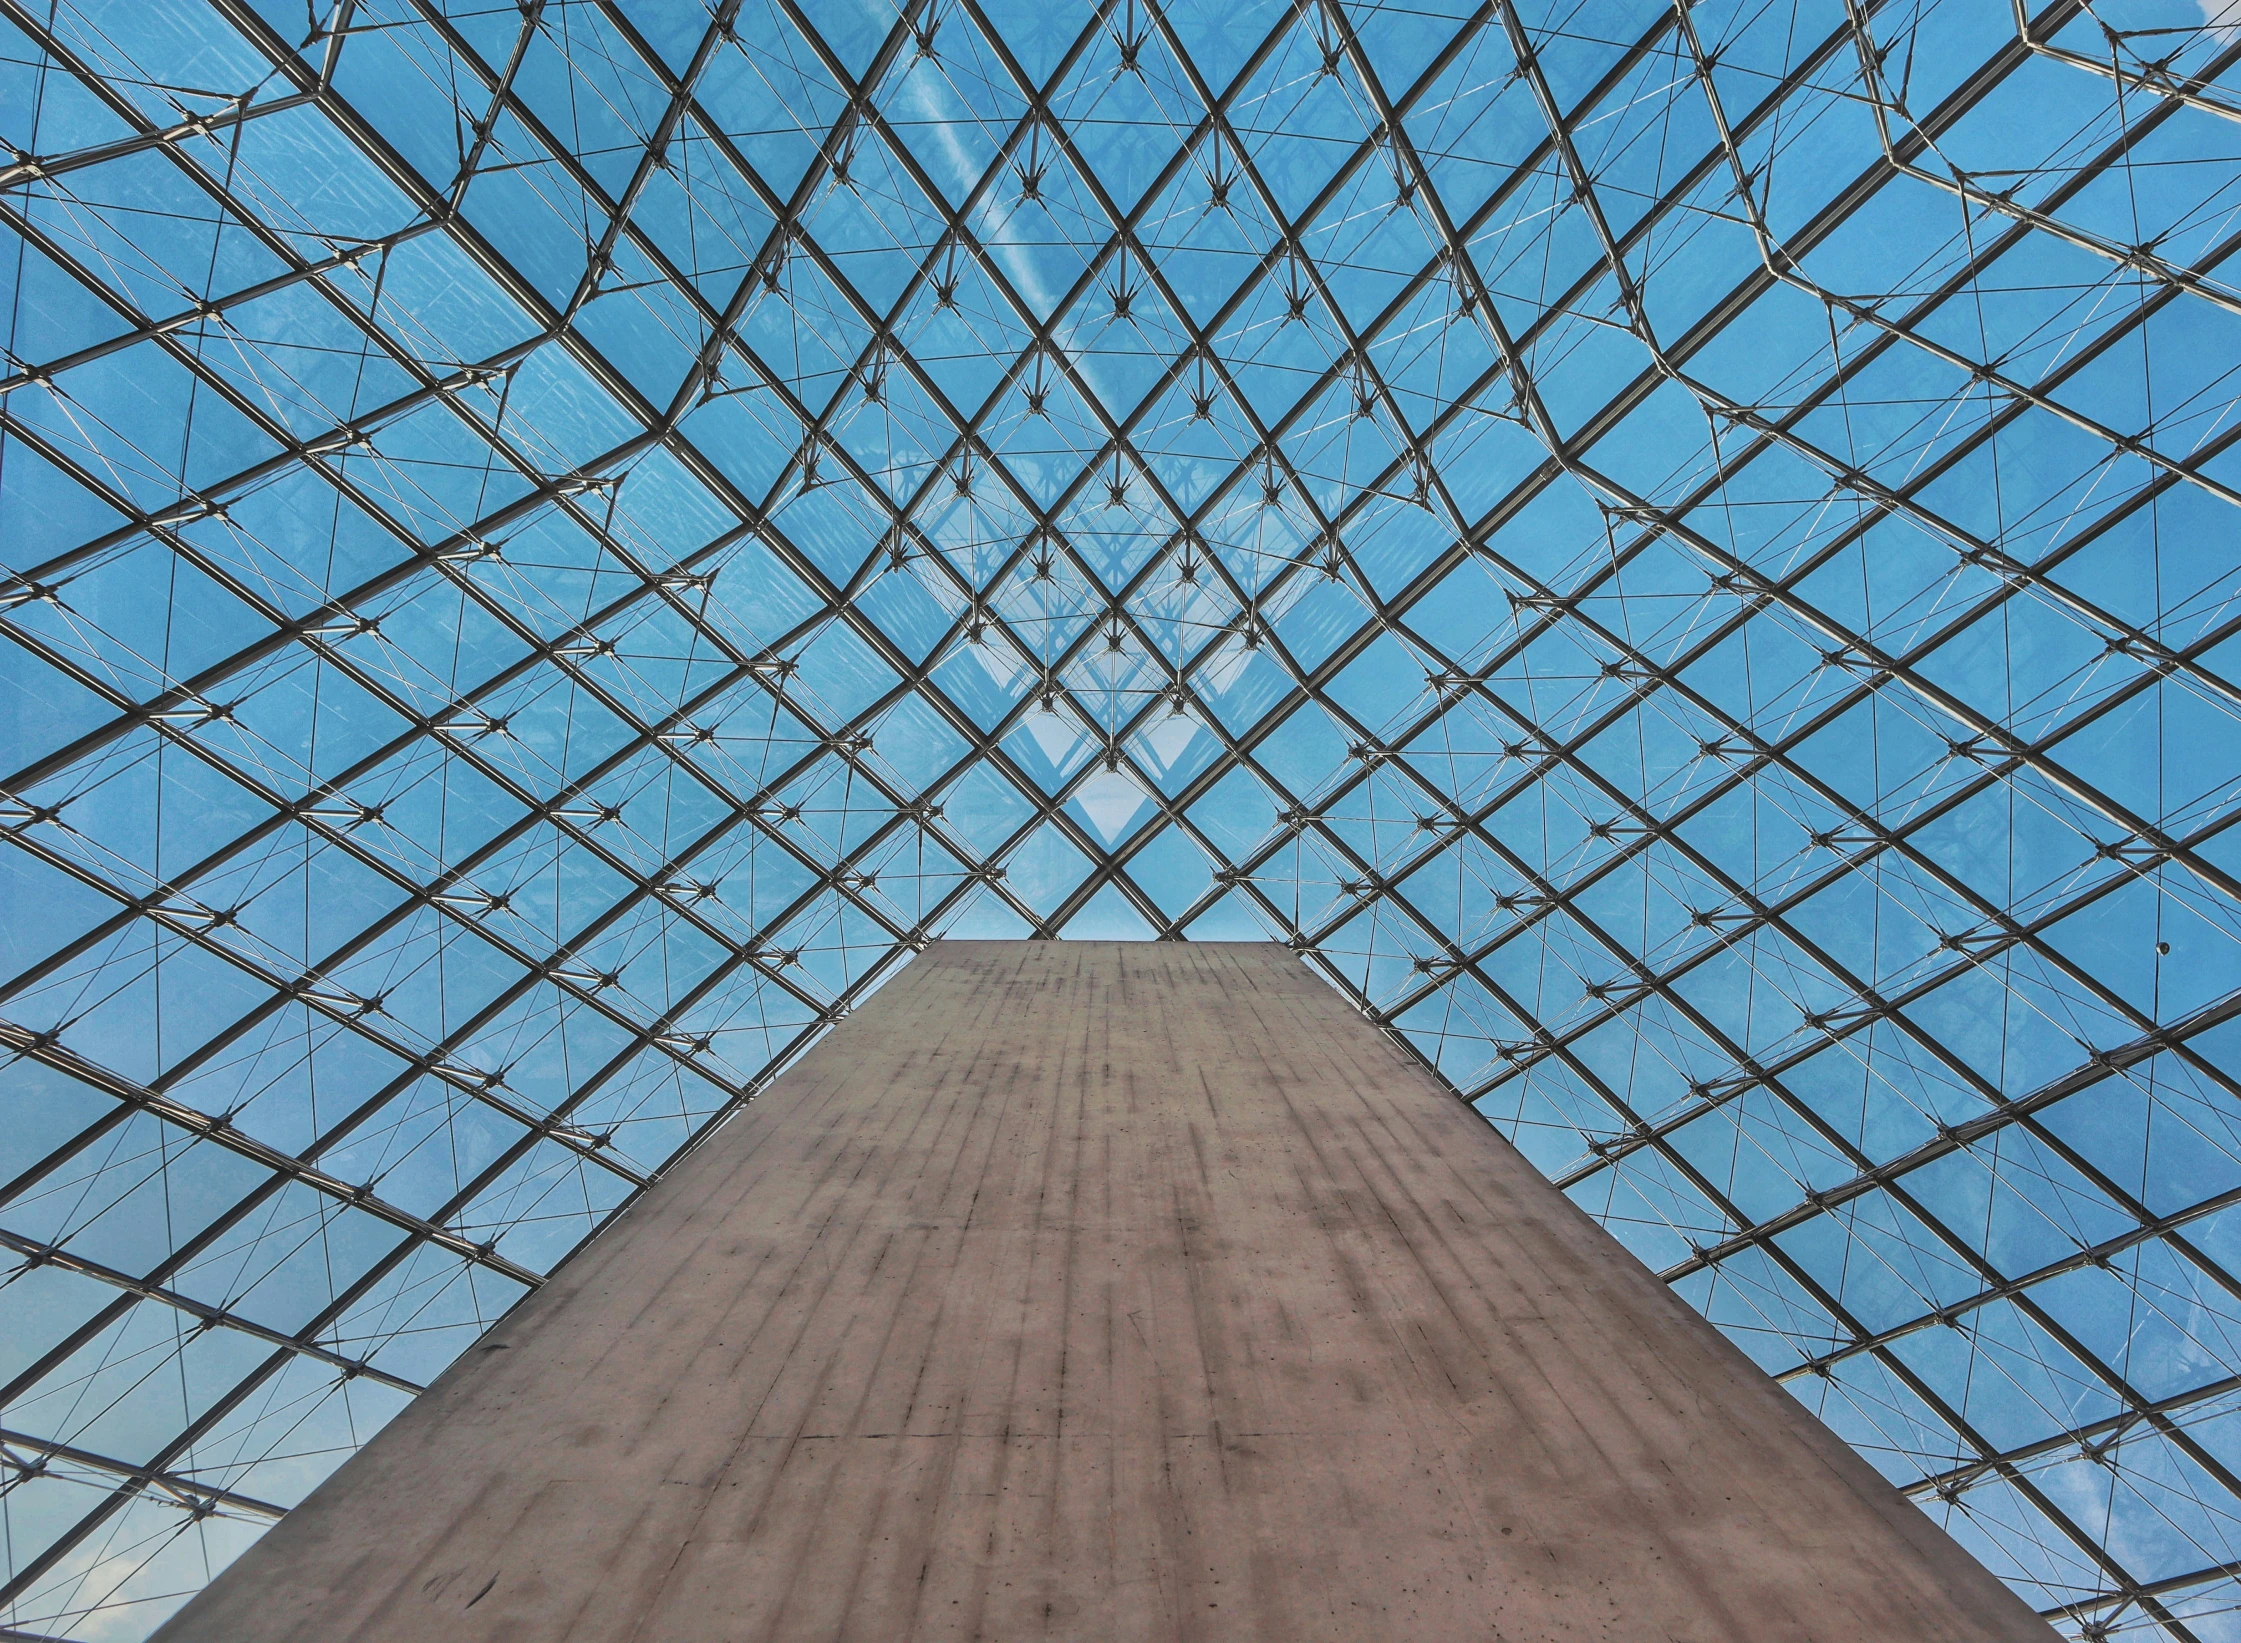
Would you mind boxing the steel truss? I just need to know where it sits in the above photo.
[4,0,2241,1636]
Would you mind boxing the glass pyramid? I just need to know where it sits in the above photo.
[6,1,2241,1636]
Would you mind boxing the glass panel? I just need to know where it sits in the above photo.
[5,3,2241,1636]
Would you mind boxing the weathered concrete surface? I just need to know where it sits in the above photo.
[159,941,2056,1642]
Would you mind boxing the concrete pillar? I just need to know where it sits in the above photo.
[157,941,2056,1641]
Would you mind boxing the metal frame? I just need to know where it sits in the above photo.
[4,1,2241,1636]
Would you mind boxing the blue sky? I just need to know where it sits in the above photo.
[6,0,2241,1636]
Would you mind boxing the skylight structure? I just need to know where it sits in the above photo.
[3,1,2241,1637]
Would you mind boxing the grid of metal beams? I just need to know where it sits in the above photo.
[4,0,2241,1637]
